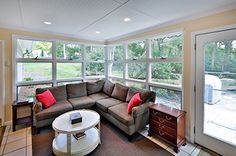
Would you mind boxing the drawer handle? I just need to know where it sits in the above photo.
[159,131,165,136]
[159,118,164,123]
[159,125,164,129]
[153,111,158,116]
[165,116,172,121]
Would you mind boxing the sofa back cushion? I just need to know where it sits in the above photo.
[103,80,115,96]
[87,79,105,95]
[66,82,87,98]
[140,90,156,103]
[126,87,156,103]
[111,83,129,101]
[126,87,140,102]
[36,86,67,102]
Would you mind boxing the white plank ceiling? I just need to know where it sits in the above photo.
[0,0,236,41]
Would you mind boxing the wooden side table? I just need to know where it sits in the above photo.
[148,103,186,153]
[12,101,34,132]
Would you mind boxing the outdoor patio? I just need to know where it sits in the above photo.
[204,90,236,146]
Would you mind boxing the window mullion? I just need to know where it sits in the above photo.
[82,45,86,82]
[146,39,151,90]
[105,46,108,79]
[107,46,112,78]
[124,43,128,85]
[52,41,57,86]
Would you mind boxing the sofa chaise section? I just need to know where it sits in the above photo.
[96,82,156,139]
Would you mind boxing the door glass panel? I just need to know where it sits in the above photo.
[204,40,236,146]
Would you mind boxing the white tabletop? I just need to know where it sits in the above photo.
[52,109,100,134]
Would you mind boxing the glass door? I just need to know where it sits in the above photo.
[195,28,236,156]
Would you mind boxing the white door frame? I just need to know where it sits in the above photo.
[0,40,5,125]
[190,24,236,143]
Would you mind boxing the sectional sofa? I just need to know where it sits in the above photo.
[33,79,156,139]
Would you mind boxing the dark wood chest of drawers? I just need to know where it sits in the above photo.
[148,104,186,153]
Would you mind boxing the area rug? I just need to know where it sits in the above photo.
[0,126,5,145]
[32,119,173,156]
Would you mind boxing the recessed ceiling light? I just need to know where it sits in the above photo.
[44,21,52,25]
[95,31,101,34]
[124,18,131,22]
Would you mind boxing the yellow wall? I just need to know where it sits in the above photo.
[0,28,104,123]
[1,8,236,138]
[107,9,236,138]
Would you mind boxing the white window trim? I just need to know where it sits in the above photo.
[108,32,184,109]
[12,35,105,101]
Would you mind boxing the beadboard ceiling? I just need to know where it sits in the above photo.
[0,0,236,41]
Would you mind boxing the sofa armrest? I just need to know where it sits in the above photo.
[33,102,43,113]
[131,102,149,117]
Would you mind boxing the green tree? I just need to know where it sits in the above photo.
[85,46,105,76]
[128,41,146,59]
[34,41,52,56]
[56,43,82,60]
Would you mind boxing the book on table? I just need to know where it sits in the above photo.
[73,132,86,140]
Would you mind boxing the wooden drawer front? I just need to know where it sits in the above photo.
[150,116,176,129]
[151,109,176,124]
[150,120,176,136]
[150,129,176,144]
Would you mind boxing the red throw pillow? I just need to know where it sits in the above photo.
[127,93,142,114]
[36,90,56,109]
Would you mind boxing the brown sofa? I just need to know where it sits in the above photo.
[33,79,156,138]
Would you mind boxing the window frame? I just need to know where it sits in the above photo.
[108,32,184,109]
[12,35,105,101]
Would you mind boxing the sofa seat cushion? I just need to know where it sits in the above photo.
[88,92,109,101]
[96,98,123,112]
[35,100,73,121]
[68,96,95,109]
[108,103,134,126]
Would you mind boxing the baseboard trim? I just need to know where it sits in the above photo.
[185,136,193,143]
[4,120,12,126]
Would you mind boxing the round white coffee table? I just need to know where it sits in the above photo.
[52,110,100,156]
